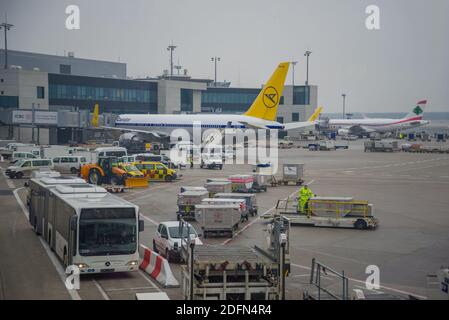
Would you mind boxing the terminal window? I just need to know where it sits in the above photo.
[60,64,72,75]
[181,89,193,112]
[292,112,299,122]
[37,86,45,99]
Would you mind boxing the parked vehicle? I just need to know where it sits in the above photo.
[134,153,180,169]
[133,161,178,182]
[200,153,223,169]
[11,151,39,163]
[95,147,128,158]
[80,157,148,188]
[52,156,88,174]
[5,159,53,179]
[153,221,202,262]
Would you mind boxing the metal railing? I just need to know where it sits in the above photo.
[309,258,349,300]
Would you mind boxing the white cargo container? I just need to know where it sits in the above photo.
[204,181,232,196]
[196,204,241,238]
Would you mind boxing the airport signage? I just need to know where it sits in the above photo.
[12,110,58,125]
[35,111,58,125]
[12,110,33,124]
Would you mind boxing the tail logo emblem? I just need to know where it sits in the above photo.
[262,86,279,109]
[413,106,423,115]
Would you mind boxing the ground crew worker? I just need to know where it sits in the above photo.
[298,185,314,214]
[189,152,194,169]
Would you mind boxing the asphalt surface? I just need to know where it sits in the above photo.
[1,139,448,300]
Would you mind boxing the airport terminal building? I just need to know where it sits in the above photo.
[0,49,317,144]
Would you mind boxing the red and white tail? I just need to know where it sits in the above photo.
[404,100,427,120]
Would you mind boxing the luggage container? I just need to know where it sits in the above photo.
[280,163,304,186]
[215,193,258,218]
[180,186,207,193]
[177,190,209,221]
[195,204,241,238]
[204,181,232,196]
[251,173,269,192]
[228,174,254,193]
[201,198,246,221]
[206,178,230,183]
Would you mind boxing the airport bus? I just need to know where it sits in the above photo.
[28,178,144,273]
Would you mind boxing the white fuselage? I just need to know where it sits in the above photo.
[115,114,285,134]
[327,116,429,133]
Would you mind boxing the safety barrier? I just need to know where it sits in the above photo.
[139,244,179,288]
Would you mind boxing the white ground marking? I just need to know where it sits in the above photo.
[92,279,110,300]
[12,187,82,300]
[0,168,15,189]
[138,270,162,292]
[222,180,316,245]
[290,263,427,299]
[139,213,159,226]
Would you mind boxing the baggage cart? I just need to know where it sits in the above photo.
[280,163,304,186]
[251,173,269,192]
[215,193,258,218]
[228,174,254,193]
[177,190,209,220]
[195,204,241,238]
[261,197,377,229]
[204,181,232,197]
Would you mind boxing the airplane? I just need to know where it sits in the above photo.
[92,62,322,140]
[325,100,429,135]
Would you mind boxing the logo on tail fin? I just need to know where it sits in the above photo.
[413,106,423,116]
[263,86,279,109]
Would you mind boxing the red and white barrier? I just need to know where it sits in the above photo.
[139,244,179,288]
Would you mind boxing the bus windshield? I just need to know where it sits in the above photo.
[79,208,137,256]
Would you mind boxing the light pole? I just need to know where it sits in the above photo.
[291,61,298,87]
[304,51,312,85]
[211,57,221,86]
[167,44,177,77]
[0,21,14,69]
[342,93,346,119]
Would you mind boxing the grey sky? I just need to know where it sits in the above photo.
[1,0,448,113]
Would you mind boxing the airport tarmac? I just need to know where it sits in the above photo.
[1,139,448,300]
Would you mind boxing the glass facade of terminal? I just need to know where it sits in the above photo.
[48,74,158,114]
[201,88,260,113]
[180,89,193,112]
[0,96,19,109]
[293,86,310,105]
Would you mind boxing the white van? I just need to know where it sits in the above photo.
[11,152,39,163]
[52,156,88,174]
[95,147,127,158]
[5,159,54,179]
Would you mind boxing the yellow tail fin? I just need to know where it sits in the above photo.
[307,106,323,122]
[92,103,99,128]
[244,62,290,121]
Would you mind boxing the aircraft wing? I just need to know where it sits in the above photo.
[100,125,168,138]
[282,121,317,130]
[239,121,272,130]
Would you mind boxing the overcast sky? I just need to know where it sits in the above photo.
[1,0,448,113]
